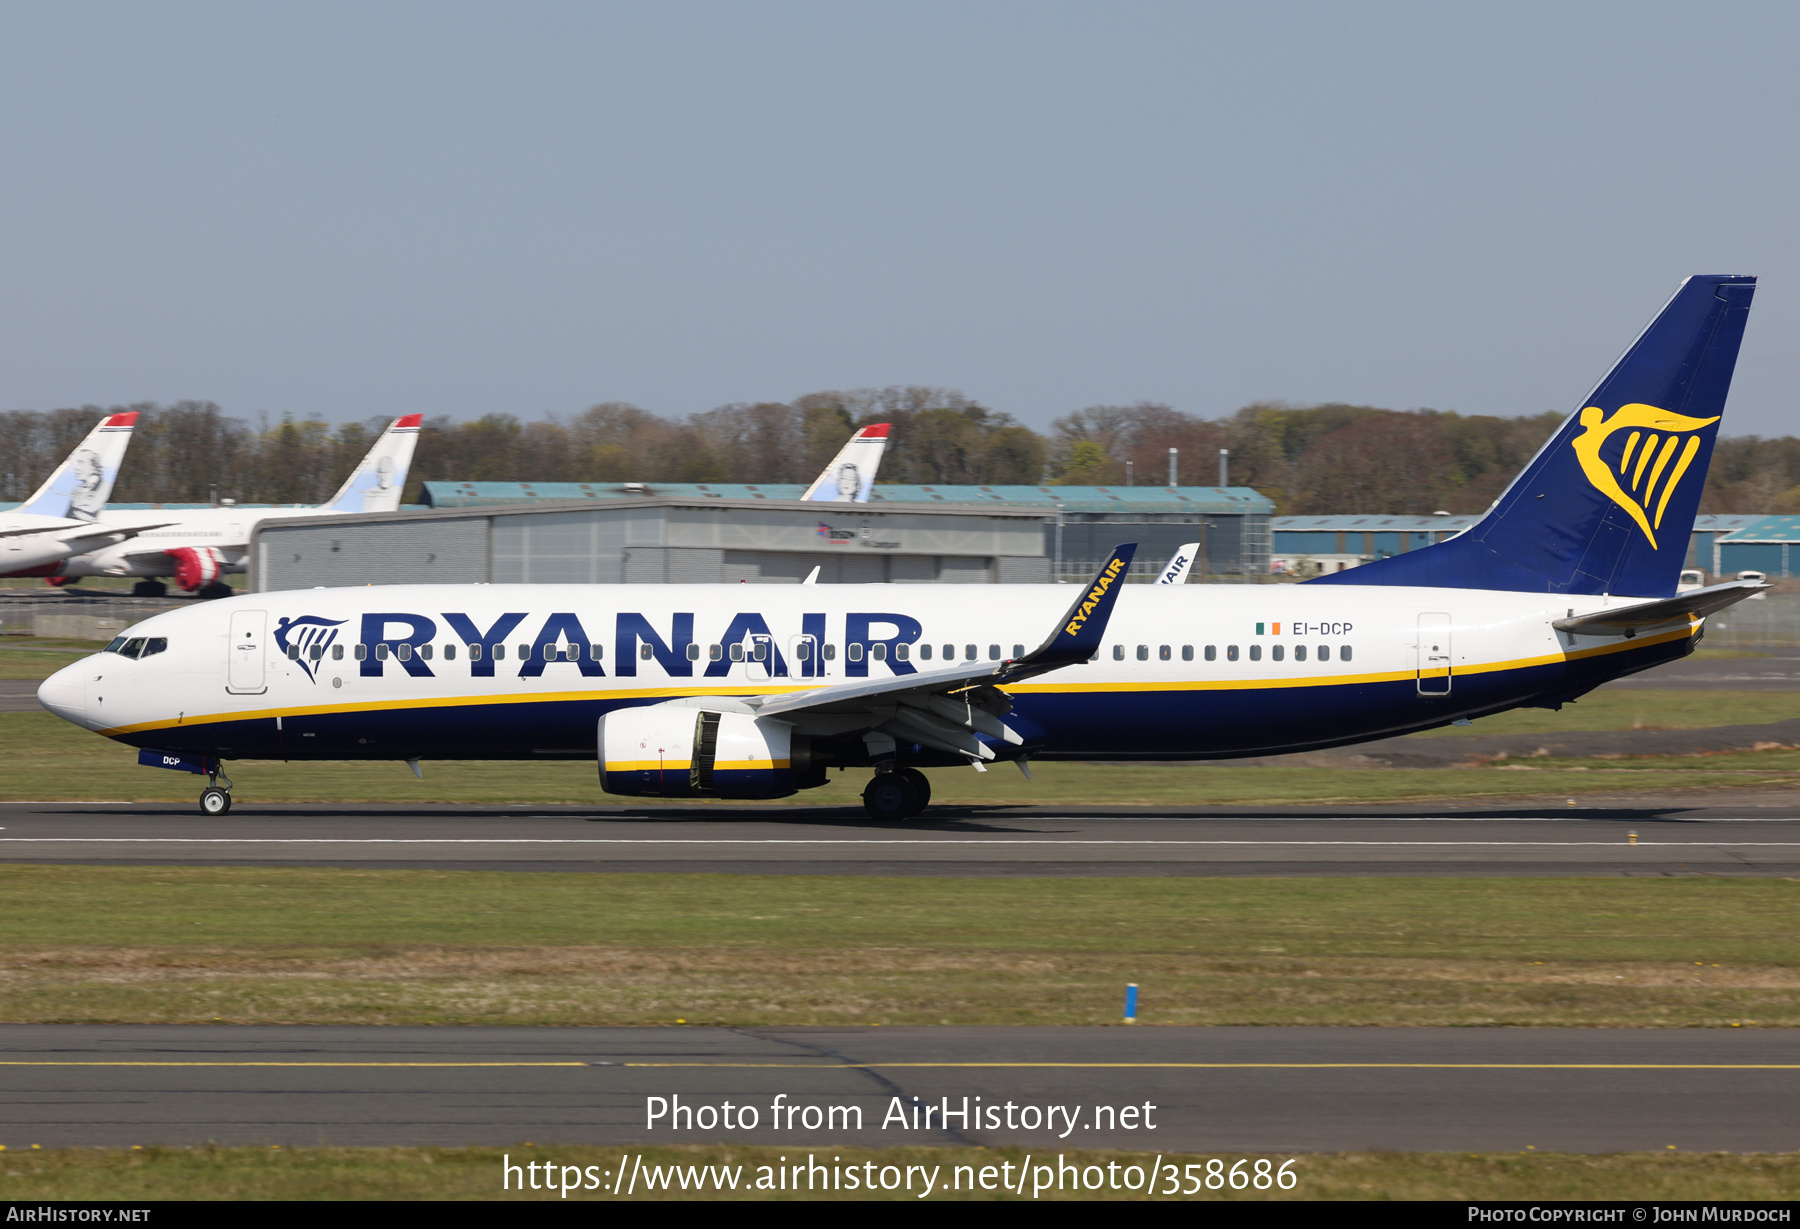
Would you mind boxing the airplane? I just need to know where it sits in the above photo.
[800,423,890,502]
[0,413,159,577]
[25,414,422,598]
[38,275,1765,821]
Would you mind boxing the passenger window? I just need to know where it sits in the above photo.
[1317,645,1329,661]
[1204,645,1216,661]
[544,644,558,661]
[1013,644,1024,658]
[729,643,744,662]
[1271,644,1284,662]
[918,644,931,660]
[942,644,954,660]
[1158,645,1171,661]
[1249,645,1261,661]
[965,645,976,661]
[375,644,390,661]
[872,643,887,662]
[686,643,701,660]
[444,644,457,661]
[469,643,482,661]
[589,644,603,661]
[492,644,505,661]
[1182,645,1193,662]
[894,643,909,661]
[420,644,434,661]
[1226,645,1238,661]
[398,643,413,661]
[849,643,864,662]
[1135,645,1148,661]
[516,644,529,660]
[795,641,811,662]
[286,644,300,660]
[988,645,1000,660]
[142,638,167,658]
[308,644,323,661]
[1112,645,1125,661]
[1341,645,1353,662]
[824,643,837,660]
[707,644,722,660]
[755,642,770,661]
[332,644,345,661]
[1294,644,1307,662]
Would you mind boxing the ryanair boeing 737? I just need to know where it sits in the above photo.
[38,275,1766,819]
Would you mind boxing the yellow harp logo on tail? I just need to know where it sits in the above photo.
[1570,403,1719,550]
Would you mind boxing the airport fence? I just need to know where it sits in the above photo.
[0,592,189,642]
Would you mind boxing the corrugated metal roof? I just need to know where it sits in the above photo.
[1273,514,1479,531]
[421,481,1273,515]
[1716,515,1800,542]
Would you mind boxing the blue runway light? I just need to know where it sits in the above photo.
[1123,983,1138,1024]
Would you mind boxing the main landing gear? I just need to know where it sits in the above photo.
[131,580,167,598]
[199,766,234,816]
[862,767,932,822]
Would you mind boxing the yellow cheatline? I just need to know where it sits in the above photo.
[96,621,1700,736]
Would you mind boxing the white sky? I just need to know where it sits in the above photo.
[0,2,1795,433]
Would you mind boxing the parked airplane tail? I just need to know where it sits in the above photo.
[319,415,423,513]
[1309,275,1755,597]
[801,423,891,503]
[15,412,139,521]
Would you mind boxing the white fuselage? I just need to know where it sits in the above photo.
[53,506,335,578]
[38,581,1689,765]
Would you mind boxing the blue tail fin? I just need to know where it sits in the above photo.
[1309,274,1755,596]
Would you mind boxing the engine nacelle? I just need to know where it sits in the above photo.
[599,705,795,799]
[166,546,225,591]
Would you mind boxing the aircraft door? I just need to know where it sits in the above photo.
[1416,612,1451,696]
[788,635,820,679]
[746,633,779,680]
[227,609,268,694]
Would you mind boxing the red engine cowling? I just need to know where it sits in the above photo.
[166,546,224,591]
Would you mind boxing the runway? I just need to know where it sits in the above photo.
[3,1024,1795,1153]
[4,800,1800,875]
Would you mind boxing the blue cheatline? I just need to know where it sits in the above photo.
[1309,275,1755,598]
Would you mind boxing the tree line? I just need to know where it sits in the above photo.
[2,390,1795,516]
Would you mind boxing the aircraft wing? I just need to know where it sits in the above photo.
[1551,580,1767,636]
[748,545,1137,761]
[0,520,172,543]
[1154,543,1199,585]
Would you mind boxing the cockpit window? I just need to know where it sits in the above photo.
[105,636,167,659]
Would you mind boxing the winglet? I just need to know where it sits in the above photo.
[1002,543,1136,676]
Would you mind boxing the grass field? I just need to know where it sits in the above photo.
[9,692,1800,806]
[2,867,1792,1027]
[2,1144,1796,1200]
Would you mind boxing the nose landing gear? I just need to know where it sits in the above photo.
[861,767,932,821]
[199,767,233,816]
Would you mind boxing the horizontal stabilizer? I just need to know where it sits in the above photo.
[1552,580,1766,636]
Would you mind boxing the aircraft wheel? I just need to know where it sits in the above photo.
[897,767,932,815]
[197,582,234,600]
[132,580,168,598]
[862,773,917,822]
[199,787,232,816]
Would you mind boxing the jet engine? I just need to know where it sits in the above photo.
[166,546,225,591]
[599,705,796,799]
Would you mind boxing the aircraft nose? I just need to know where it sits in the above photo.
[37,662,88,727]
